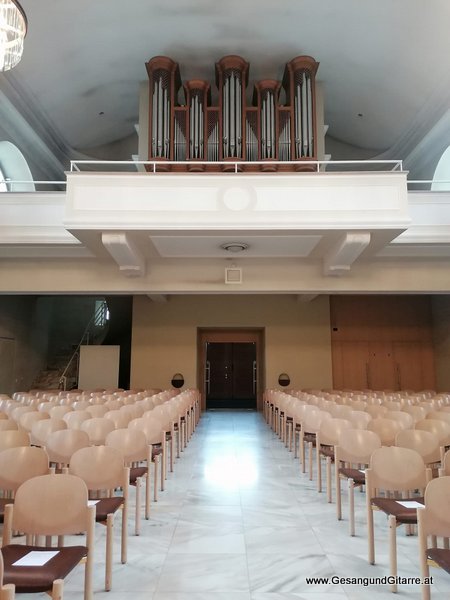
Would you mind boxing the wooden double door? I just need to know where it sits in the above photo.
[206,342,257,409]
[197,328,264,411]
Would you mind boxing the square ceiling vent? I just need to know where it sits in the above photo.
[225,267,242,284]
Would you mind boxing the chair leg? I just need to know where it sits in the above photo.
[326,456,332,503]
[367,501,375,565]
[317,448,322,492]
[388,514,398,593]
[308,441,313,481]
[336,466,342,521]
[51,579,64,600]
[135,478,141,536]
[105,513,114,591]
[145,471,151,519]
[349,479,355,536]
[153,456,159,502]
[121,503,127,565]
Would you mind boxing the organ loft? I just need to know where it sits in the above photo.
[141,55,324,172]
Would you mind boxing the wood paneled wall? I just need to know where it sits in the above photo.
[330,296,435,391]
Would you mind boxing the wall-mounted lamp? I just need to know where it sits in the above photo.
[171,373,184,389]
[278,373,290,387]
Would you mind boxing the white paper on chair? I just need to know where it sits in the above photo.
[13,551,59,567]
[88,500,100,506]
[396,500,424,509]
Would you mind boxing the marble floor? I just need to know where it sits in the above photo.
[13,410,450,599]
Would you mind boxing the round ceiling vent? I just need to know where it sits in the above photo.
[220,242,249,253]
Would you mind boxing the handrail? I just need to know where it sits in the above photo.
[69,158,404,173]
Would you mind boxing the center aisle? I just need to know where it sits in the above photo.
[66,410,444,599]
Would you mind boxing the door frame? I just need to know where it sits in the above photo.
[197,327,265,412]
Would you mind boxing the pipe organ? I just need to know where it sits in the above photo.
[145,54,319,171]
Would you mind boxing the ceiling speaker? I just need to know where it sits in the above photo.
[225,267,242,284]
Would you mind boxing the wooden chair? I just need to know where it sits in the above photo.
[0,446,50,523]
[416,419,450,463]
[69,445,129,591]
[48,405,72,420]
[385,410,414,430]
[106,428,152,534]
[0,422,18,432]
[104,409,131,429]
[80,417,115,445]
[0,431,29,452]
[128,417,164,499]
[63,410,91,430]
[44,429,90,471]
[299,410,332,479]
[417,476,450,599]
[17,411,49,434]
[334,428,381,536]
[438,449,450,476]
[367,417,403,446]
[30,418,67,447]
[395,429,441,471]
[366,446,432,592]
[1,473,95,600]
[85,405,109,418]
[316,417,352,497]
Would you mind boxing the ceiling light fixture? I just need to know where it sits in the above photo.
[0,0,27,72]
[221,242,248,253]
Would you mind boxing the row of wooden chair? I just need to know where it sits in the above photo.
[264,388,450,598]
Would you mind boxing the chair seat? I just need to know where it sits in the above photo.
[94,497,124,521]
[339,467,366,485]
[371,497,424,524]
[2,544,87,593]
[427,548,450,574]
[129,466,148,484]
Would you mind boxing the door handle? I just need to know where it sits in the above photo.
[253,360,257,394]
[205,360,210,394]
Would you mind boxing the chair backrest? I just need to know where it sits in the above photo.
[440,449,450,476]
[402,405,427,423]
[17,410,49,433]
[367,417,402,446]
[0,420,18,431]
[318,418,352,446]
[0,446,49,492]
[335,428,381,465]
[10,473,92,536]
[415,419,450,446]
[365,405,388,418]
[0,429,30,452]
[427,410,450,425]
[348,410,372,429]
[302,409,332,434]
[31,417,67,446]
[63,410,91,430]
[128,416,164,445]
[86,405,109,418]
[417,476,450,538]
[368,446,429,493]
[69,445,125,490]
[105,409,131,429]
[48,405,73,419]
[385,410,414,430]
[45,428,90,465]
[81,417,115,445]
[106,428,148,463]
[395,429,441,465]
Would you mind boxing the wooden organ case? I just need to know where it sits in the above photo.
[145,54,319,172]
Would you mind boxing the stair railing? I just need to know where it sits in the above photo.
[59,300,108,390]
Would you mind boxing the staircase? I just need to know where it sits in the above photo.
[31,300,110,391]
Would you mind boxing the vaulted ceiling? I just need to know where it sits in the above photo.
[1,0,450,180]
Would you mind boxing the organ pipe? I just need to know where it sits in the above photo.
[145,54,319,171]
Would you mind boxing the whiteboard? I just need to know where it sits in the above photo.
[78,345,120,391]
